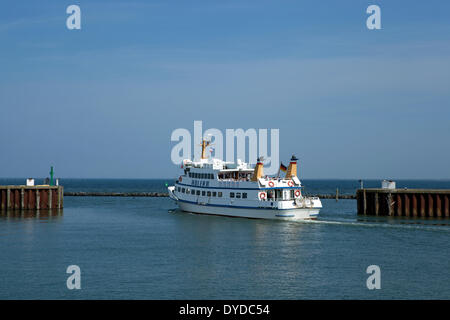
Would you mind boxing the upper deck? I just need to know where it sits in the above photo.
[179,157,301,190]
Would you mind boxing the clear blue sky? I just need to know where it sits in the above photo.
[1,0,449,179]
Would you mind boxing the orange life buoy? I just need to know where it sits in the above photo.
[259,192,267,200]
[268,181,275,187]
[178,176,182,182]
[288,181,294,187]
[294,190,301,197]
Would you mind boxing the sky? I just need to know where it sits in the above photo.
[0,0,449,179]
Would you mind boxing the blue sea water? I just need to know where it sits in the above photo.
[0,179,449,299]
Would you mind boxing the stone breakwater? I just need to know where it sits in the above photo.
[316,194,355,199]
[64,192,356,199]
[64,192,168,197]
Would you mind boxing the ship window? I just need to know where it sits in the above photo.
[277,190,282,199]
[202,191,206,196]
[195,173,199,178]
[207,191,211,197]
[196,190,200,195]
[182,188,185,193]
[218,192,223,197]
[236,193,241,198]
[186,188,190,194]
[243,193,247,199]
[230,192,235,198]
[212,192,217,197]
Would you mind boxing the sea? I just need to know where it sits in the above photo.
[0,178,449,300]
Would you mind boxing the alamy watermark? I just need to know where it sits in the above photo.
[66,265,81,290]
[366,5,381,30]
[171,121,280,175]
[366,265,381,290]
[66,5,381,31]
[66,5,81,30]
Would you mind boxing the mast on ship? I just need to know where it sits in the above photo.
[200,138,212,159]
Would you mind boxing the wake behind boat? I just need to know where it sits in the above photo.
[168,140,322,220]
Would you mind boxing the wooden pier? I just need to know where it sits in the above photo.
[0,186,64,211]
[357,188,450,218]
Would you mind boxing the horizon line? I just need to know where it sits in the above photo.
[1,177,450,181]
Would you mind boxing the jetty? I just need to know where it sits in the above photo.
[0,185,64,210]
[357,188,450,218]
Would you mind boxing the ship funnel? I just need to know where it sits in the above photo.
[285,155,298,179]
[251,157,264,181]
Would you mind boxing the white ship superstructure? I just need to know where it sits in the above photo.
[168,140,322,220]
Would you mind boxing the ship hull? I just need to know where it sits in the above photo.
[176,200,319,220]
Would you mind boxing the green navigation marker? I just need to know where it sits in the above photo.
[50,166,54,186]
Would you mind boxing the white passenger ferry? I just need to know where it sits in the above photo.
[168,140,322,220]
